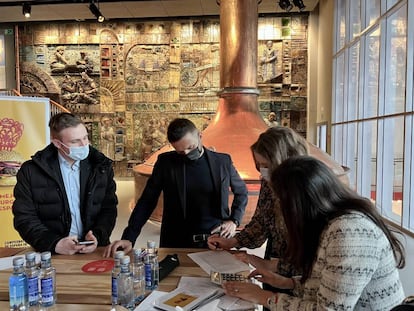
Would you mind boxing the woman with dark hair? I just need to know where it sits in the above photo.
[208,126,308,289]
[223,156,405,310]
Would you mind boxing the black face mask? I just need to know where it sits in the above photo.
[185,140,202,161]
[186,146,202,161]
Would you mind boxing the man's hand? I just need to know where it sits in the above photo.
[211,220,236,239]
[78,230,98,254]
[55,236,84,255]
[103,240,132,258]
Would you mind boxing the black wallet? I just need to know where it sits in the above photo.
[158,254,180,281]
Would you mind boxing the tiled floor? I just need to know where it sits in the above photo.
[113,178,414,297]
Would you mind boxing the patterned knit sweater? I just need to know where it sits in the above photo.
[273,213,405,311]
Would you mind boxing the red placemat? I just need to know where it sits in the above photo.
[81,259,114,273]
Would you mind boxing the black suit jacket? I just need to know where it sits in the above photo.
[122,147,248,247]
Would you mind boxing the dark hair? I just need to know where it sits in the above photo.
[167,118,197,143]
[270,156,405,282]
[250,126,308,172]
[49,113,83,138]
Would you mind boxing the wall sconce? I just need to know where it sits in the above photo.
[89,2,105,23]
[278,0,293,12]
[22,3,31,18]
[292,0,306,11]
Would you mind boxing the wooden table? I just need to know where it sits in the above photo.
[0,247,208,309]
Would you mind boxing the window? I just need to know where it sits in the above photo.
[333,0,414,233]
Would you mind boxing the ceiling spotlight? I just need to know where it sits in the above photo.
[292,0,306,11]
[89,2,105,23]
[278,0,293,12]
[22,3,31,18]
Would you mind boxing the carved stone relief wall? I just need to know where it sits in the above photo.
[18,16,308,176]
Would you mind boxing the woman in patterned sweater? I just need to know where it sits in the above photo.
[223,156,405,310]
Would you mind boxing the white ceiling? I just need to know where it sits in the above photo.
[0,0,319,23]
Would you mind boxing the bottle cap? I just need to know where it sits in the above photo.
[120,255,130,265]
[147,240,156,248]
[114,250,125,259]
[41,251,51,260]
[13,257,24,266]
[25,251,36,261]
[133,248,142,258]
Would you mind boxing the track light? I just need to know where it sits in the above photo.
[278,0,293,12]
[89,2,105,23]
[22,3,31,18]
[292,0,306,11]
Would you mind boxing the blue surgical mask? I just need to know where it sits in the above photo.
[60,142,89,161]
[260,167,270,181]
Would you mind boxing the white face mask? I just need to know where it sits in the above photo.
[260,167,270,181]
[60,142,89,161]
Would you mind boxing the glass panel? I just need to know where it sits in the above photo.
[336,0,347,50]
[381,116,404,223]
[347,43,359,121]
[407,115,414,232]
[365,0,381,27]
[359,121,377,203]
[387,0,398,10]
[333,54,345,123]
[363,27,380,118]
[332,125,344,164]
[350,0,361,39]
[317,124,327,152]
[346,122,358,189]
[384,5,407,115]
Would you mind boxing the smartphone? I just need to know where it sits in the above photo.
[77,240,95,245]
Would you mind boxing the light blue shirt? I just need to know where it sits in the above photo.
[58,153,83,239]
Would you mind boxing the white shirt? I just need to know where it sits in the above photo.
[58,153,83,238]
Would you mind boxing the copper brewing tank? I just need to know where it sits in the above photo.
[133,0,348,224]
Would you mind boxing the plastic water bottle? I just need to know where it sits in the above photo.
[25,251,40,309]
[111,250,125,307]
[40,251,56,307]
[9,257,28,311]
[117,255,134,310]
[144,240,159,291]
[132,248,145,303]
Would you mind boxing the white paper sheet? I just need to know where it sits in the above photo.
[178,277,255,311]
[134,290,168,311]
[187,250,250,274]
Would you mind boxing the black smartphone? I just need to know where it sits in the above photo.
[77,240,95,245]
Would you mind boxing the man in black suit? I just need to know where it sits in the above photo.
[104,118,247,256]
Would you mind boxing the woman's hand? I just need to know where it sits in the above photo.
[249,268,294,290]
[233,252,278,271]
[222,281,274,306]
[207,235,237,250]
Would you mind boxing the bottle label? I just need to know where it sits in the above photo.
[41,277,54,304]
[111,276,118,303]
[9,275,28,307]
[27,276,39,304]
[145,263,153,289]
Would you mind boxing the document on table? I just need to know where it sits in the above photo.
[136,288,221,311]
[177,277,255,311]
[188,250,250,274]
[134,290,167,310]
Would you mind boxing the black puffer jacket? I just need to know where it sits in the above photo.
[12,143,118,252]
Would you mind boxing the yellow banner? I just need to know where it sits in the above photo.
[0,96,50,247]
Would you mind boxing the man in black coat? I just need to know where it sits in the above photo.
[104,118,247,256]
[12,113,118,254]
